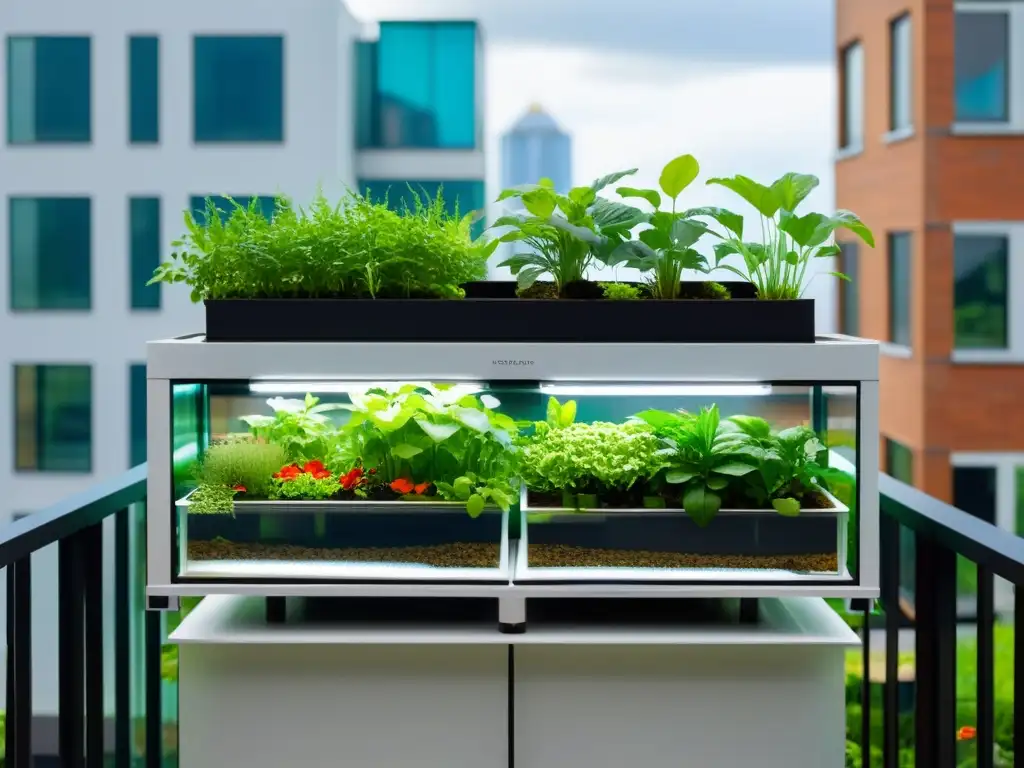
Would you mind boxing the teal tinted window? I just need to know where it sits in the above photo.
[955,12,1009,122]
[360,22,477,149]
[130,197,161,309]
[10,197,91,310]
[129,36,159,143]
[360,180,484,235]
[189,195,276,225]
[888,233,912,347]
[7,36,91,143]
[885,438,913,484]
[193,36,283,142]
[14,365,92,473]
[130,364,147,466]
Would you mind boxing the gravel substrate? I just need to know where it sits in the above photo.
[188,540,501,568]
[527,544,838,572]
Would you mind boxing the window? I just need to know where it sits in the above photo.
[14,365,92,473]
[954,234,1008,350]
[954,466,998,525]
[838,242,859,336]
[839,42,864,150]
[9,197,91,310]
[193,36,283,142]
[885,438,914,484]
[7,36,91,143]
[190,195,276,226]
[129,36,159,143]
[888,233,912,347]
[890,14,912,131]
[1016,467,1024,536]
[130,198,161,309]
[130,364,147,467]
[359,180,485,236]
[955,11,1009,122]
[359,22,478,149]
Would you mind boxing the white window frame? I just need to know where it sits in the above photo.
[888,14,914,137]
[952,1,1020,135]
[837,41,865,158]
[950,221,1019,363]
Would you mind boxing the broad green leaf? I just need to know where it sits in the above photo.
[590,168,638,193]
[498,254,534,273]
[666,470,697,484]
[683,206,744,238]
[707,175,781,218]
[633,409,687,430]
[558,400,577,427]
[480,394,501,409]
[675,248,709,272]
[779,211,829,248]
[815,244,842,259]
[591,198,646,233]
[659,154,700,199]
[729,415,772,438]
[516,266,546,290]
[606,240,656,268]
[670,219,709,249]
[713,241,743,267]
[454,407,490,433]
[391,443,423,459]
[784,250,800,265]
[713,462,756,477]
[772,497,801,517]
[240,415,274,428]
[617,186,662,209]
[546,396,560,427]
[568,186,597,208]
[496,184,542,202]
[434,481,456,497]
[414,418,461,443]
[547,215,603,244]
[522,189,557,219]
[639,227,672,251]
[828,271,852,283]
[454,476,474,500]
[770,172,819,212]
[683,486,722,527]
[488,488,513,512]
[707,476,729,491]
[826,210,875,248]
[466,493,486,518]
[369,404,413,432]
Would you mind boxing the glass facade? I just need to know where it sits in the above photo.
[9,197,91,310]
[955,12,1009,122]
[130,197,161,309]
[7,36,91,143]
[500,111,573,193]
[129,36,159,143]
[193,36,284,142]
[130,364,147,467]
[840,42,864,149]
[360,180,485,236]
[357,22,478,149]
[890,15,912,131]
[839,242,859,336]
[14,364,92,472]
[888,233,912,347]
[954,234,1008,350]
[190,195,276,225]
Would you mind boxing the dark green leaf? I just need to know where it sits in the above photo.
[491,214,529,229]
[659,154,700,199]
[590,169,638,193]
[617,186,662,209]
[828,210,875,247]
[770,173,819,212]
[683,486,722,527]
[707,476,729,491]
[666,470,697,484]
[547,216,603,244]
[591,198,646,233]
[516,266,546,289]
[609,240,657,268]
[815,244,842,258]
[670,219,709,248]
[779,211,829,248]
[634,409,687,430]
[729,415,772,438]
[714,241,742,267]
[683,206,744,238]
[706,175,781,218]
[639,228,672,251]
[784,250,800,266]
[713,462,756,477]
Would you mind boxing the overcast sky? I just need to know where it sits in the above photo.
[346,0,841,324]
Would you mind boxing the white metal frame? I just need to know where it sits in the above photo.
[146,334,881,603]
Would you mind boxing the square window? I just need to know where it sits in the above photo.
[840,42,864,149]
[14,364,92,473]
[193,36,283,142]
[129,36,159,143]
[888,233,912,347]
[955,12,1009,122]
[954,234,1008,350]
[890,14,912,131]
[7,36,91,143]
[838,242,859,336]
[9,197,91,310]
[885,438,914,484]
[130,197,161,309]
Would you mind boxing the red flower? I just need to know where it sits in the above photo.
[273,464,302,480]
[303,460,327,475]
[957,726,977,741]
[232,484,247,492]
[368,468,377,475]
[340,467,365,491]
[390,478,414,495]
[414,482,431,495]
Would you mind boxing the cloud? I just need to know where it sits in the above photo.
[345,0,834,65]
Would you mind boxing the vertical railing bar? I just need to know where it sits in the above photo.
[59,533,86,768]
[861,598,871,768]
[882,515,900,768]
[6,557,32,768]
[83,524,104,768]
[114,509,131,768]
[6,568,14,768]
[976,564,995,768]
[1014,583,1024,768]
[144,609,163,768]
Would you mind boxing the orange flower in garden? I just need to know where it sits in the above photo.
[274,464,302,480]
[957,726,977,741]
[340,467,365,491]
[302,460,332,479]
[414,482,431,495]
[232,484,247,492]
[390,478,415,495]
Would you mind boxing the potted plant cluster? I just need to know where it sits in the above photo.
[148,157,874,343]
[516,397,851,573]
[180,385,520,570]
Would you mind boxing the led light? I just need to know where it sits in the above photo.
[248,380,485,395]
[538,384,772,397]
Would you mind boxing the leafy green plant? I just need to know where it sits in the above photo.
[685,172,874,300]
[634,405,753,526]
[609,154,713,299]
[600,282,642,300]
[492,172,646,292]
[148,189,496,302]
[194,437,286,498]
[186,484,238,515]
[269,472,339,501]
[435,473,515,518]
[242,393,348,463]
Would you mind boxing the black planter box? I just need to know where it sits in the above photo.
[204,281,815,343]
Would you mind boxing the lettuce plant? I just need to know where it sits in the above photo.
[194,438,286,499]
[687,172,874,300]
[241,393,349,464]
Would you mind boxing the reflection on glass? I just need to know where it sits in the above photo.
[888,233,912,347]
[955,12,1009,122]
[954,234,1008,350]
[841,42,864,148]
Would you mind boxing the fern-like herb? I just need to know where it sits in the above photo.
[195,438,286,499]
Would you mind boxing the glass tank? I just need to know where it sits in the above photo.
[170,379,860,585]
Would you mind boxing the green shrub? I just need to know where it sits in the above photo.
[600,282,642,300]
[195,438,287,498]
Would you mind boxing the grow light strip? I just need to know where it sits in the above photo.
[248,380,486,395]
[538,384,772,397]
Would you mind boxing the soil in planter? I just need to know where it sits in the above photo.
[527,544,838,572]
[188,539,500,568]
[510,280,738,302]
[526,488,836,511]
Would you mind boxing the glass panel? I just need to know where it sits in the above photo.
[501,128,573,194]
[7,36,91,143]
[189,195,276,226]
[130,363,147,467]
[354,41,378,148]
[888,233,912,347]
[10,197,91,310]
[359,179,485,236]
[839,242,859,336]
[955,12,1009,122]
[890,15,912,131]
[954,234,1008,350]
[953,466,996,611]
[884,438,913,484]
[841,42,864,149]
[129,36,159,143]
[371,22,477,149]
[14,364,92,472]
[174,381,857,583]
[193,36,283,142]
[130,197,161,309]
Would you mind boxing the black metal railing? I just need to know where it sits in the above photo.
[1,463,167,768]
[852,468,1024,768]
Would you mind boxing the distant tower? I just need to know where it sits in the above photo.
[500,103,572,192]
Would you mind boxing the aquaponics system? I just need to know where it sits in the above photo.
[148,158,880,768]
